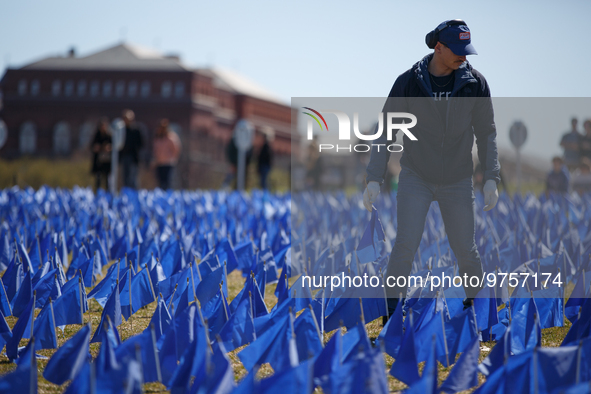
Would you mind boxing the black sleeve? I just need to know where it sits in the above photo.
[471,70,501,184]
[365,71,410,184]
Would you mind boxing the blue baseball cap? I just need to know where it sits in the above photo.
[438,22,478,56]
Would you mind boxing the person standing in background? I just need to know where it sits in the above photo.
[152,119,181,190]
[222,136,253,190]
[560,117,581,171]
[119,109,143,189]
[257,127,274,190]
[91,118,112,191]
[580,119,591,162]
[571,160,591,196]
[546,156,569,195]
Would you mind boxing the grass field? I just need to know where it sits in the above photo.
[0,264,571,393]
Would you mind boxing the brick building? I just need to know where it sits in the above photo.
[0,43,298,189]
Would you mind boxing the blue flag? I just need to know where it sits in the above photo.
[324,295,387,332]
[10,270,32,318]
[294,307,323,362]
[479,325,512,377]
[158,304,199,385]
[115,324,162,384]
[238,312,299,373]
[230,272,268,317]
[120,267,157,320]
[43,323,91,385]
[342,319,372,364]
[356,206,386,264]
[91,279,122,343]
[88,262,128,308]
[188,341,235,394]
[510,298,541,354]
[0,279,12,317]
[6,296,34,360]
[32,298,58,351]
[219,296,256,352]
[562,297,591,345]
[404,337,437,394]
[389,317,420,386]
[195,266,225,306]
[33,269,61,309]
[259,358,313,394]
[313,328,342,391]
[52,277,85,327]
[144,295,172,341]
[167,321,208,392]
[378,299,404,358]
[0,337,37,393]
[327,346,389,394]
[201,288,229,336]
[439,336,480,393]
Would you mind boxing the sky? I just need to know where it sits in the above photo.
[1,0,590,163]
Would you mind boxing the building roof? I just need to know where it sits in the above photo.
[21,43,191,72]
[199,67,287,105]
[17,42,288,105]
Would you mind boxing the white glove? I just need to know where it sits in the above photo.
[483,179,498,211]
[363,181,381,212]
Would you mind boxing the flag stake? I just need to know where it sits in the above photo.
[150,323,163,383]
[145,263,157,302]
[440,304,450,367]
[189,261,197,302]
[168,284,178,311]
[219,284,229,321]
[308,304,323,346]
[128,264,133,328]
[380,269,389,321]
[321,285,325,337]
[471,304,479,334]
[135,343,145,392]
[30,336,36,394]
[31,290,37,338]
[359,298,365,324]
[0,279,12,316]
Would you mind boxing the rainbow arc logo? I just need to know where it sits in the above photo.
[303,107,328,132]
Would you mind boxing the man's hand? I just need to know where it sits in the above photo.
[483,179,498,211]
[363,181,381,212]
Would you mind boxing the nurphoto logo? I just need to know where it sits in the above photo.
[303,107,418,153]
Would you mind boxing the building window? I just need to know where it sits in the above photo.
[53,121,71,154]
[30,80,40,96]
[140,81,151,97]
[19,121,36,154]
[77,80,87,96]
[128,80,138,97]
[52,80,61,96]
[18,79,27,96]
[90,80,99,97]
[174,82,185,98]
[64,80,74,97]
[79,121,95,149]
[161,81,172,98]
[115,80,125,97]
[103,81,112,97]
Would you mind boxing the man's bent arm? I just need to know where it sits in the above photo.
[366,74,409,184]
[472,72,501,184]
